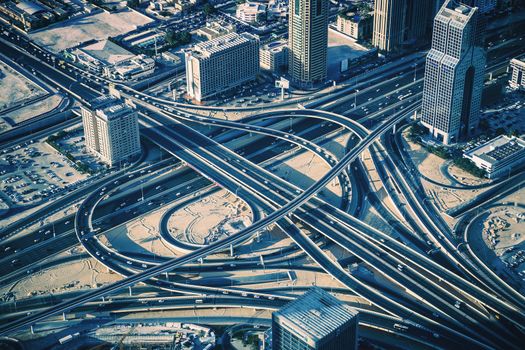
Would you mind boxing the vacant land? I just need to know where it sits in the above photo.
[0,62,45,111]
[30,10,153,53]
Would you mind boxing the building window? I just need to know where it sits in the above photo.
[295,0,299,15]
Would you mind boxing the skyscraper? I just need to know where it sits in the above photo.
[272,287,359,350]
[288,0,328,87]
[372,0,407,53]
[81,95,141,166]
[421,0,486,145]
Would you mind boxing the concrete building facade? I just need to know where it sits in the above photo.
[336,11,373,41]
[260,40,288,73]
[372,0,434,53]
[272,287,359,350]
[185,32,259,102]
[372,0,407,52]
[509,56,525,90]
[288,0,328,87]
[81,96,141,167]
[421,0,486,145]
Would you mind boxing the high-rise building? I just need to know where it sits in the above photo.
[421,0,486,145]
[405,0,434,43]
[372,0,407,52]
[185,32,259,102]
[81,96,141,167]
[272,287,359,350]
[288,0,328,87]
[373,0,434,53]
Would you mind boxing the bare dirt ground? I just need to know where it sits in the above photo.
[1,94,62,125]
[401,132,490,212]
[167,190,252,246]
[30,10,153,53]
[0,250,120,300]
[0,62,45,111]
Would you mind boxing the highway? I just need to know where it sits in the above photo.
[1,22,524,349]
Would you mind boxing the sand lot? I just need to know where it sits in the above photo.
[0,62,45,111]
[0,252,121,301]
[1,94,63,126]
[168,190,252,246]
[30,10,153,53]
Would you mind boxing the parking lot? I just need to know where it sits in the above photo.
[49,127,107,173]
[481,90,525,135]
[0,137,89,208]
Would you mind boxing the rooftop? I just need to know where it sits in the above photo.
[273,287,358,344]
[262,40,287,52]
[192,32,258,58]
[78,40,135,66]
[88,95,118,110]
[465,135,525,165]
[510,55,525,66]
[16,0,46,15]
[438,0,476,25]
[96,103,134,121]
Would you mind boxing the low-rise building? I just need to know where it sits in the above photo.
[260,40,287,73]
[509,56,525,90]
[196,22,236,41]
[464,135,525,178]
[267,0,287,18]
[69,40,155,81]
[236,1,266,23]
[0,1,39,30]
[106,55,155,80]
[81,96,141,167]
[122,30,165,50]
[336,11,373,41]
[185,32,259,102]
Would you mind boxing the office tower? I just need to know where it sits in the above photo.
[272,287,359,350]
[288,0,328,87]
[373,0,434,53]
[405,0,434,43]
[185,32,259,102]
[421,0,486,145]
[372,0,407,52]
[81,95,141,167]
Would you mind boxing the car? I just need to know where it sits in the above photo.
[126,261,133,265]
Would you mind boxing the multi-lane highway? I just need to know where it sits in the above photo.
[1,20,524,349]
